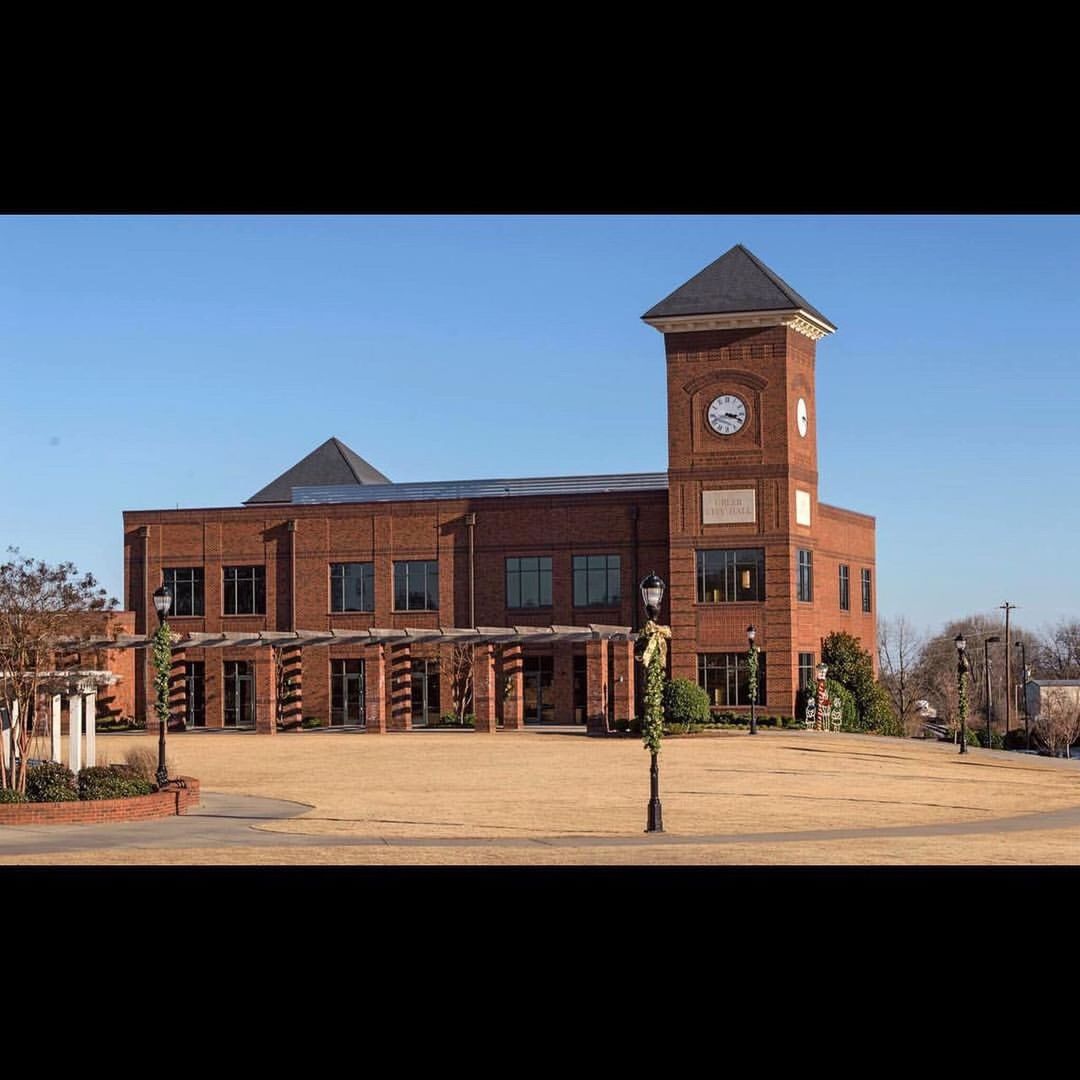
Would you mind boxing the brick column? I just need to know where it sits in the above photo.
[585,638,610,736]
[169,648,187,728]
[280,644,303,728]
[473,642,496,732]
[389,643,412,731]
[364,644,386,733]
[613,639,635,724]
[501,643,524,729]
[254,648,277,734]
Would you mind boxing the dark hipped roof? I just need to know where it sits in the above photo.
[642,243,835,328]
[245,437,391,504]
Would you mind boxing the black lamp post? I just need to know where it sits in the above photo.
[984,635,1001,748]
[152,583,173,787]
[747,624,758,735]
[1016,641,1030,750]
[639,571,665,834]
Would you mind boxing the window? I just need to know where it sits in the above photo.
[839,564,850,611]
[798,653,815,692]
[330,562,374,612]
[696,549,765,603]
[573,554,621,607]
[862,568,872,613]
[698,653,767,708]
[394,560,439,611]
[797,549,813,603]
[223,566,265,615]
[163,567,203,617]
[506,557,552,608]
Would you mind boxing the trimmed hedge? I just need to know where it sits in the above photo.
[0,789,27,803]
[663,679,712,725]
[78,766,155,801]
[25,763,79,803]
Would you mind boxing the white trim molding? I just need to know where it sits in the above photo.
[643,308,835,340]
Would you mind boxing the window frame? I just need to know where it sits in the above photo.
[797,549,813,603]
[839,564,850,612]
[697,652,767,708]
[572,554,622,608]
[505,556,553,609]
[223,565,265,616]
[695,548,765,604]
[861,568,872,613]
[330,562,375,613]
[393,559,440,612]
[163,566,204,617]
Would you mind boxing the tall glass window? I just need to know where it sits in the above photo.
[163,568,203,617]
[839,565,850,611]
[697,653,767,708]
[330,563,375,612]
[862,569,872,613]
[797,550,813,603]
[696,549,765,603]
[573,555,621,607]
[798,652,815,692]
[223,566,265,615]
[394,560,439,611]
[506,557,552,608]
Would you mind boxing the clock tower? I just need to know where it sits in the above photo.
[643,244,868,717]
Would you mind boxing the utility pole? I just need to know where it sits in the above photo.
[1000,602,1017,735]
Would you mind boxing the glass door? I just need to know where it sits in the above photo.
[185,661,205,728]
[331,659,365,726]
[224,660,254,728]
[523,655,554,724]
[411,658,440,727]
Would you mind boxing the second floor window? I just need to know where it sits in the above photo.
[797,549,813,603]
[163,567,203,617]
[394,560,439,611]
[697,549,764,603]
[839,564,850,611]
[506,557,552,608]
[862,568,872,613]
[331,562,374,612]
[224,565,265,615]
[573,554,621,607]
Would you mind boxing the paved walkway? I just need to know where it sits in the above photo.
[5,791,1080,855]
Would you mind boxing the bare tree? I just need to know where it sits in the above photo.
[0,549,116,793]
[1035,620,1080,680]
[1033,686,1080,758]
[877,616,926,734]
[448,642,473,723]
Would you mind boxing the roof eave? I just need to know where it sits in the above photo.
[641,308,836,340]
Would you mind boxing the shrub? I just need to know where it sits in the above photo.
[124,747,158,782]
[78,766,154,800]
[301,716,325,729]
[975,729,1005,750]
[1003,728,1032,751]
[663,679,711,725]
[0,788,27,803]
[25,762,78,803]
[439,713,476,728]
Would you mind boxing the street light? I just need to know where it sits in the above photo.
[956,634,969,754]
[152,583,173,787]
[984,635,1001,749]
[1016,641,1030,750]
[638,571,666,833]
[747,624,758,736]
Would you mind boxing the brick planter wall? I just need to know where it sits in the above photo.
[0,777,200,825]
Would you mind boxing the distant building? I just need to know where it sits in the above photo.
[121,245,877,731]
[1026,679,1080,720]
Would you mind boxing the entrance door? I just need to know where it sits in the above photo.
[185,661,205,728]
[223,661,253,728]
[331,659,365,726]
[523,655,555,724]
[411,658,440,727]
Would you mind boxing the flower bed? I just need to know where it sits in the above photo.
[0,777,200,825]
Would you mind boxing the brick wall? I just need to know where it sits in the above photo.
[0,777,200,825]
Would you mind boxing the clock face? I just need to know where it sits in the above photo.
[796,397,808,438]
[707,394,747,436]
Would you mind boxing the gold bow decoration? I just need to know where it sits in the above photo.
[638,619,672,669]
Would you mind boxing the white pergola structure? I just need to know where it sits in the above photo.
[72,625,639,734]
[0,670,118,771]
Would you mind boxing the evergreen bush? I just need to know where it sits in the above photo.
[663,679,711,725]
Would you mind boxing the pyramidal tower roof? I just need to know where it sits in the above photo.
[642,244,835,338]
[245,437,391,504]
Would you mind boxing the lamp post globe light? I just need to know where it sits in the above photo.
[638,571,666,833]
[151,583,173,787]
[746,624,758,736]
[955,634,969,754]
[984,635,1001,749]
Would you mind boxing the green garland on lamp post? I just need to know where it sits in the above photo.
[956,633,969,756]
[638,571,669,833]
[746,626,759,736]
[151,584,173,786]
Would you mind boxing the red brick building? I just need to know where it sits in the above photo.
[122,245,876,731]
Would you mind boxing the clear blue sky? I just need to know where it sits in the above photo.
[1,214,1075,638]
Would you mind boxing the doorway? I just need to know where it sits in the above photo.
[331,659,365,726]
[523,655,555,724]
[223,660,254,728]
[411,658,440,727]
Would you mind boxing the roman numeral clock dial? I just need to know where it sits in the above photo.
[707,394,747,436]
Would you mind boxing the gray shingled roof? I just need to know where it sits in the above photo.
[245,437,391,504]
[642,243,835,328]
